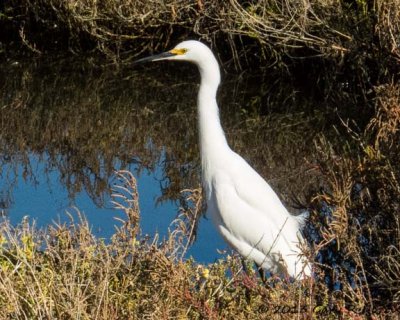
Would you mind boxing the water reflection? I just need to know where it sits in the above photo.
[0,55,333,263]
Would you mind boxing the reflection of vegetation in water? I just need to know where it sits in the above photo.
[0,57,331,209]
[0,58,194,206]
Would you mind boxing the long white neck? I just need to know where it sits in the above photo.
[196,58,230,197]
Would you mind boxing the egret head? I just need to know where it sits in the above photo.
[135,40,220,86]
[135,40,215,66]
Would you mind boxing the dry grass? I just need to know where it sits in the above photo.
[306,83,400,314]
[226,0,351,57]
[375,0,400,63]
[1,171,316,319]
[367,83,400,149]
[1,154,400,319]
[1,0,399,71]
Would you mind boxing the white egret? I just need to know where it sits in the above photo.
[135,40,311,279]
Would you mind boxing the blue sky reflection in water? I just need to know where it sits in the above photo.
[1,152,227,264]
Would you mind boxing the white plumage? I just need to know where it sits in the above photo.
[136,40,311,279]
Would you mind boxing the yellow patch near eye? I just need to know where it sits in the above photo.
[170,48,187,55]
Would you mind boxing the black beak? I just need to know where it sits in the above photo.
[134,51,176,64]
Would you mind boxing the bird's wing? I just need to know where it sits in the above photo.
[209,151,310,277]
[211,168,304,273]
[211,156,302,253]
[225,152,298,224]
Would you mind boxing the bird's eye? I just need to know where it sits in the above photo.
[170,48,188,55]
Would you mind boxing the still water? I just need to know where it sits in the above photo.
[0,55,333,264]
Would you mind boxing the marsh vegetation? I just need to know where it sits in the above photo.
[0,0,399,318]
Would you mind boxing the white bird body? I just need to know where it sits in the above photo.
[136,40,311,279]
